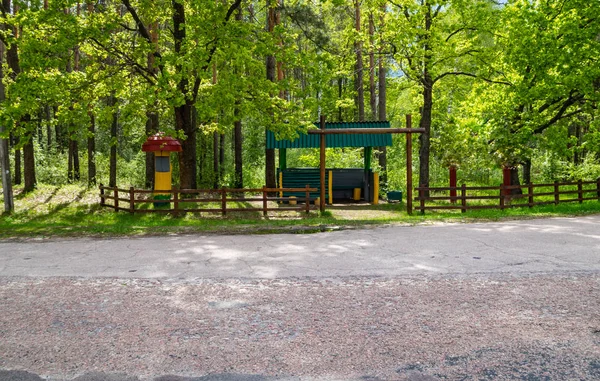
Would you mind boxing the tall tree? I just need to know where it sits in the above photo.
[354,0,365,121]
[265,0,279,189]
[388,0,500,190]
[483,0,600,185]
[0,41,13,213]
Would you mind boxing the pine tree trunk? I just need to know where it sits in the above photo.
[265,0,277,189]
[368,13,376,121]
[378,56,387,185]
[0,40,13,212]
[233,7,243,190]
[87,111,96,186]
[354,0,364,122]
[109,95,118,188]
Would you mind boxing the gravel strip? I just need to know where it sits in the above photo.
[1,273,599,380]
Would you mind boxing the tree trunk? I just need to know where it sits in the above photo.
[219,133,225,183]
[338,77,343,122]
[72,139,80,180]
[418,4,434,196]
[145,21,159,189]
[22,132,36,192]
[54,106,63,152]
[213,131,219,188]
[88,111,96,186]
[45,105,52,150]
[174,102,197,190]
[419,81,433,193]
[68,139,73,182]
[354,0,364,122]
[109,94,118,188]
[377,5,387,185]
[172,0,197,190]
[233,7,243,190]
[510,166,522,195]
[265,0,277,189]
[0,41,13,213]
[68,135,80,182]
[12,134,21,185]
[144,113,157,189]
[368,13,376,121]
[234,112,243,189]
[522,159,531,185]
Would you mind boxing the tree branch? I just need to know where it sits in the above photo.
[433,71,512,86]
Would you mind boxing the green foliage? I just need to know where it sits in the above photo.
[2,0,599,209]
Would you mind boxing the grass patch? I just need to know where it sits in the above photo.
[1,183,600,239]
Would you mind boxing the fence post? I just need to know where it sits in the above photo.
[419,185,425,215]
[499,184,504,210]
[597,178,600,201]
[461,184,467,213]
[173,188,179,216]
[578,179,583,204]
[222,187,227,216]
[554,181,560,205]
[113,187,119,212]
[528,183,533,208]
[262,186,268,216]
[100,184,105,207]
[305,185,310,214]
[129,187,135,214]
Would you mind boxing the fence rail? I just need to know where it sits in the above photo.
[415,179,600,214]
[99,185,319,216]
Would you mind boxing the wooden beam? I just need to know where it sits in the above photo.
[307,128,426,135]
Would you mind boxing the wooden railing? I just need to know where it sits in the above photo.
[415,179,600,214]
[99,185,319,215]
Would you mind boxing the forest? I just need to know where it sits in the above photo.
[0,0,599,211]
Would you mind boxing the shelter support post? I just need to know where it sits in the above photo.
[279,148,287,171]
[328,170,333,205]
[406,114,413,215]
[373,172,379,205]
[319,115,326,213]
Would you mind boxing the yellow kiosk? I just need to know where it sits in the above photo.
[141,133,182,207]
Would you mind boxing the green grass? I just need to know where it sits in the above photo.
[1,183,600,239]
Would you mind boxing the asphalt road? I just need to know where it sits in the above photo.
[1,216,600,381]
[1,215,599,279]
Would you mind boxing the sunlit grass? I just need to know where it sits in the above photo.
[1,183,600,239]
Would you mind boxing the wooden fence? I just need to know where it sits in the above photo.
[415,179,600,214]
[99,184,318,215]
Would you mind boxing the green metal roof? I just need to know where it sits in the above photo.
[266,121,393,149]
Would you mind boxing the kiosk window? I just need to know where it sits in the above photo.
[155,157,170,172]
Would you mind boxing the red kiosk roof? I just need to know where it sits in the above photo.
[142,134,183,152]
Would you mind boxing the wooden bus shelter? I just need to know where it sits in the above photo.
[270,114,424,214]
